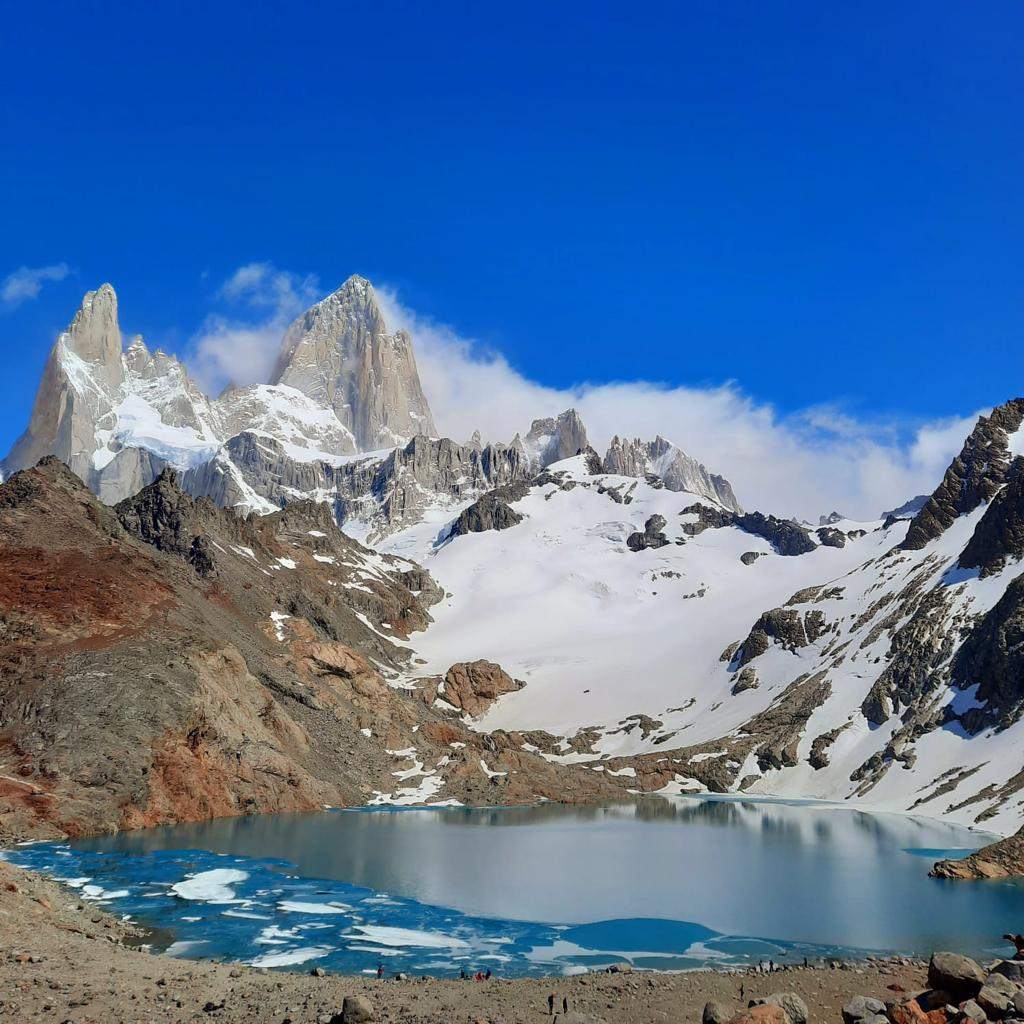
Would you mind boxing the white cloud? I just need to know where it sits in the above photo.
[1,263,71,307]
[188,263,321,392]
[376,285,976,521]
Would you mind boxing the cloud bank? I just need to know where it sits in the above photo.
[183,264,977,521]
[1,263,70,307]
[375,286,977,521]
[189,263,321,392]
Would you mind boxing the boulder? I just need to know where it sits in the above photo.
[990,962,1024,986]
[843,995,887,1024]
[889,998,947,1024]
[704,1001,734,1024]
[607,962,633,973]
[726,1006,792,1024]
[977,984,1013,1019]
[627,514,669,552]
[339,995,375,1024]
[753,993,809,1024]
[929,953,987,999]
[441,660,525,717]
[960,999,987,1022]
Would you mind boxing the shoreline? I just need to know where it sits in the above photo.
[0,857,932,1024]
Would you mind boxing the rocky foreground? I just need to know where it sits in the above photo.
[11,855,1020,1024]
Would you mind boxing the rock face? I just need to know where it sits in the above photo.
[902,399,1024,550]
[627,514,669,551]
[2,286,174,498]
[521,410,589,469]
[734,608,826,667]
[271,276,437,450]
[958,458,1024,577]
[950,574,1024,731]
[603,435,742,512]
[440,660,525,717]
[931,826,1024,880]
[680,503,816,556]
[446,483,528,540]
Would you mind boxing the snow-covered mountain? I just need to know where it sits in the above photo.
[1,280,741,540]
[379,401,1024,834]
[6,276,1024,837]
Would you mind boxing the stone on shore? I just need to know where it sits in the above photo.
[704,1000,734,1024]
[928,953,986,1000]
[843,995,887,1023]
[752,992,809,1024]
[338,994,375,1024]
[726,1005,793,1024]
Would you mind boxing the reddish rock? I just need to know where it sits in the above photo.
[441,660,524,717]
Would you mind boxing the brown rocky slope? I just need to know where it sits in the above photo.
[0,459,620,842]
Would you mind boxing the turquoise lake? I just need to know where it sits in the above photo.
[5,797,1023,977]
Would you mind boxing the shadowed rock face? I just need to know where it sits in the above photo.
[271,275,437,450]
[958,458,1024,577]
[627,514,669,551]
[902,398,1024,551]
[734,608,826,667]
[680,503,816,556]
[446,483,529,540]
[952,573,1024,731]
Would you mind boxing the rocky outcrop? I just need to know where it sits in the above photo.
[881,494,929,528]
[521,410,589,469]
[271,275,437,450]
[446,483,529,540]
[734,608,827,667]
[958,458,1024,577]
[931,826,1024,879]
[182,431,533,537]
[116,470,219,576]
[680,504,816,556]
[439,661,525,717]
[816,527,846,548]
[902,399,1024,550]
[950,573,1024,731]
[627,514,669,551]
[860,588,957,726]
[603,435,742,512]
[737,512,816,556]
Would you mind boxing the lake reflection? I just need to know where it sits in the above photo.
[62,796,1024,957]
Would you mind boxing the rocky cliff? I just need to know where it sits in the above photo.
[271,275,437,449]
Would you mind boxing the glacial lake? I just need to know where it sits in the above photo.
[6,797,1024,977]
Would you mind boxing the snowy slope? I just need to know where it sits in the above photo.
[383,457,889,734]
[384,452,1024,835]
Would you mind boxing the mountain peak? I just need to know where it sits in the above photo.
[270,278,437,451]
[61,284,123,387]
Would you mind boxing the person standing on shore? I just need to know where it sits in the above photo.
[563,996,569,1014]
[548,993,556,1015]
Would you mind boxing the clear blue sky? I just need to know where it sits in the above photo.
[2,0,1022,455]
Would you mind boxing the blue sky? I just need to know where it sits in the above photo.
[1,1,1021,513]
